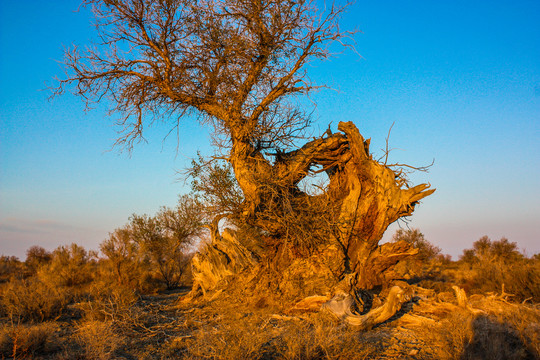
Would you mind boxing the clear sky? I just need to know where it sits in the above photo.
[1,0,539,260]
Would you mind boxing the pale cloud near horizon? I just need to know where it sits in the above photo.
[0,217,81,234]
[0,217,107,259]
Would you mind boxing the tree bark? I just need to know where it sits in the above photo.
[190,121,434,302]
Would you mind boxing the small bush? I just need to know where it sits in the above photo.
[391,228,446,281]
[76,282,138,323]
[75,320,124,360]
[461,259,540,302]
[458,236,540,302]
[100,228,146,291]
[24,246,52,276]
[0,323,58,359]
[0,278,69,322]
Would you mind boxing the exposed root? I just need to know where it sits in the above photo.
[322,286,408,329]
[452,285,486,315]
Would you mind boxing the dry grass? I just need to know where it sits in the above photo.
[386,286,540,360]
[469,294,540,358]
[0,283,537,359]
[175,306,379,360]
[75,320,126,360]
[172,292,388,360]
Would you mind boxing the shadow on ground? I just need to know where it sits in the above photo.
[461,315,536,360]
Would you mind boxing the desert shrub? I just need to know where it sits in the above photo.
[130,195,205,290]
[99,227,150,291]
[38,243,95,289]
[459,236,540,302]
[0,255,23,282]
[97,194,204,294]
[0,278,69,322]
[75,320,125,360]
[393,228,441,261]
[460,236,524,265]
[391,228,445,280]
[0,322,58,358]
[76,282,139,324]
[24,245,52,276]
[475,260,540,302]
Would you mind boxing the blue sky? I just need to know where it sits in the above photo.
[1,0,539,259]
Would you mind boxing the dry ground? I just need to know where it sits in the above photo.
[1,283,539,360]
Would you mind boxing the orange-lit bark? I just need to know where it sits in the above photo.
[190,121,434,300]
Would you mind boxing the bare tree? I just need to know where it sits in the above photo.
[55,0,435,311]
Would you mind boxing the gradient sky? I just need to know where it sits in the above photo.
[1,0,539,260]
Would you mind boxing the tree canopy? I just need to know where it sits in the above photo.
[55,0,354,151]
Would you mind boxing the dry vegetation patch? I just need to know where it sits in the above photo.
[0,275,538,359]
[0,322,60,359]
[0,278,70,323]
[1,236,538,359]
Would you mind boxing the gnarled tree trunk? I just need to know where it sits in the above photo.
[190,121,434,304]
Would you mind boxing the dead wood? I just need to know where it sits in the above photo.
[322,286,408,329]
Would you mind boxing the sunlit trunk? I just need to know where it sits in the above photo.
[191,122,434,300]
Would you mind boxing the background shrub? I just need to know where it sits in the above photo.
[0,256,23,283]
[38,243,95,288]
[24,245,52,276]
[391,228,444,280]
[0,278,69,323]
[458,236,540,302]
